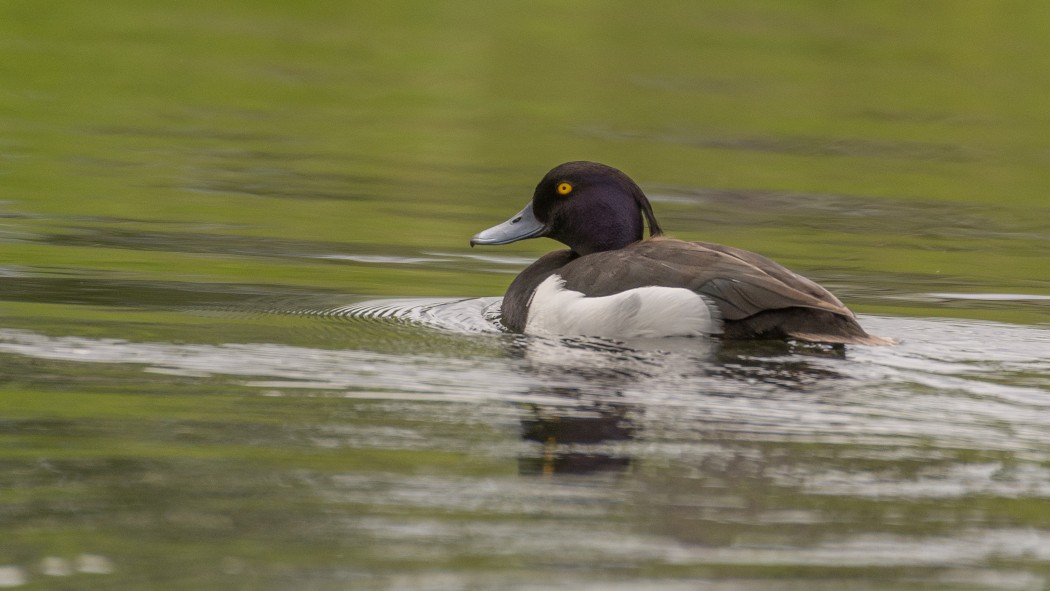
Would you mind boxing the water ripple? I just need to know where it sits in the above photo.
[328,296,504,333]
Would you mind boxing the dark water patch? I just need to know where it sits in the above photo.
[0,274,333,311]
[694,134,982,162]
[585,126,985,162]
[86,125,419,200]
[927,293,1050,302]
[820,271,1050,320]
[648,185,1050,243]
[0,208,250,232]
[181,170,393,202]
[910,292,1050,318]
[34,225,531,277]
[854,109,999,126]
[40,226,375,260]
[92,124,284,143]
[629,74,763,96]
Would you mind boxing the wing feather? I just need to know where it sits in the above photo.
[558,239,852,321]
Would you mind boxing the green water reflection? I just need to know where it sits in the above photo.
[1,1,1049,589]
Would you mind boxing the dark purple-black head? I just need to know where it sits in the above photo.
[470,161,663,256]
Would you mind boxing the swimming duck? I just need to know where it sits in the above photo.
[471,161,891,345]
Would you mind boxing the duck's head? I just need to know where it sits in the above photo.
[470,161,663,256]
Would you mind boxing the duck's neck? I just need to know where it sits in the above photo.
[552,202,646,256]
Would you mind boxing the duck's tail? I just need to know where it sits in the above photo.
[787,331,897,346]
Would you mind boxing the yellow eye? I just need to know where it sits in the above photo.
[556,182,573,196]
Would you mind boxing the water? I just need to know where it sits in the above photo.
[2,308,1048,589]
[2,1,1050,590]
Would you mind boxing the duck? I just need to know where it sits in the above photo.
[470,161,892,345]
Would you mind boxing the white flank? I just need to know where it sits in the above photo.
[524,275,722,338]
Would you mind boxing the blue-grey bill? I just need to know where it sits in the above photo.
[470,202,547,246]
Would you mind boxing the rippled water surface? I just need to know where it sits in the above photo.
[3,2,1050,590]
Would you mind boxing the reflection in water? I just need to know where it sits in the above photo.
[510,333,853,477]
[509,337,650,476]
[518,401,636,476]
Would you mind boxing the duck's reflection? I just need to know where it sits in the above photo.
[508,333,850,477]
[518,398,636,476]
[510,335,704,477]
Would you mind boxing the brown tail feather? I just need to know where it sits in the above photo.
[786,331,897,346]
[724,307,895,346]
